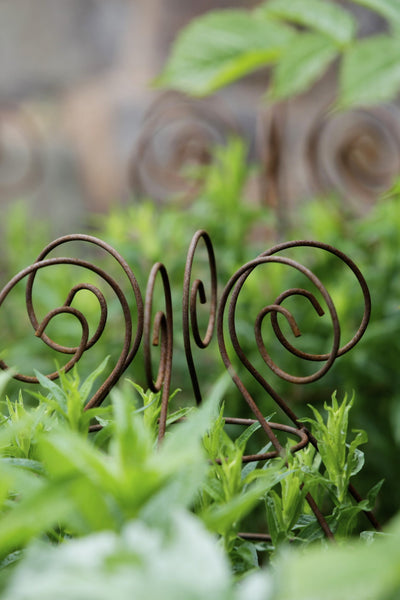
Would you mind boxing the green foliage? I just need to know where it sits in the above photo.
[287,188,400,521]
[257,0,356,46]
[199,408,286,557]
[0,373,217,563]
[268,32,338,101]
[301,393,364,503]
[157,0,400,109]
[299,394,383,538]
[29,358,111,433]
[265,451,310,546]
[0,360,381,596]
[155,10,294,96]
[3,513,234,600]
[270,514,400,600]
[4,514,400,600]
[339,35,400,109]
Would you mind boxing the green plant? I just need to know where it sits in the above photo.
[0,353,384,597]
[266,513,400,600]
[199,406,284,568]
[157,0,400,109]
[299,393,382,538]
[282,188,400,522]
[0,368,378,543]
[302,393,365,504]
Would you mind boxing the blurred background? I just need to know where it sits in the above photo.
[1,0,399,232]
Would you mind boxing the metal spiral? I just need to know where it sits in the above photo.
[182,230,217,406]
[218,239,370,425]
[130,91,239,203]
[144,262,173,441]
[308,106,400,213]
[0,230,380,534]
[217,238,378,532]
[0,234,143,409]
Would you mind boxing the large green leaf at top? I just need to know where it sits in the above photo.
[269,32,339,101]
[156,9,295,96]
[351,0,400,31]
[257,0,356,46]
[339,35,400,109]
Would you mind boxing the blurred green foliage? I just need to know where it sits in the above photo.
[156,0,400,109]
[0,366,382,596]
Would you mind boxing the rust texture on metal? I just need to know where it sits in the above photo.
[0,229,378,539]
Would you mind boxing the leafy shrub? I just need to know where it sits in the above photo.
[156,0,400,109]
[0,363,381,593]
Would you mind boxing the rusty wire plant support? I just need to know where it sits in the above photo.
[0,229,379,539]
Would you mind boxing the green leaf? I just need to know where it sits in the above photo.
[230,540,259,576]
[33,370,66,407]
[347,430,368,477]
[0,458,44,475]
[269,32,339,100]
[241,441,273,480]
[156,9,295,96]
[140,462,209,527]
[38,431,119,493]
[77,357,109,405]
[351,0,400,32]
[275,515,400,600]
[235,413,274,450]
[0,480,74,559]
[339,35,400,109]
[257,0,356,46]
[365,479,384,511]
[157,395,220,473]
[265,490,284,546]
[4,512,232,600]
[202,466,288,537]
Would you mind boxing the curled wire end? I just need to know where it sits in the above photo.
[143,262,173,442]
[182,230,217,405]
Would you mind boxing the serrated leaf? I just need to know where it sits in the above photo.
[156,9,295,96]
[269,32,339,100]
[339,35,400,109]
[258,0,356,46]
